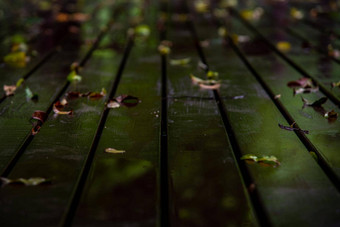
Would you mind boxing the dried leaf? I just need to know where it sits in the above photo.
[324,110,338,119]
[287,77,313,88]
[190,74,221,89]
[158,40,172,55]
[257,156,281,167]
[105,148,125,154]
[53,101,73,115]
[32,111,47,123]
[67,70,82,82]
[240,154,258,162]
[278,123,309,134]
[31,125,41,135]
[274,94,281,99]
[199,83,221,90]
[170,58,191,66]
[0,177,51,186]
[107,100,120,108]
[114,95,139,107]
[290,7,304,19]
[3,85,17,96]
[331,81,340,88]
[241,154,280,167]
[294,86,319,95]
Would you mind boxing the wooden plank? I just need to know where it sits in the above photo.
[227,8,340,179]
[71,2,161,225]
[189,4,340,226]
[228,7,340,107]
[0,6,124,227]
[165,2,257,226]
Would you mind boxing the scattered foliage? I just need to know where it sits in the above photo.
[276,41,291,52]
[331,81,340,88]
[190,74,221,90]
[32,111,47,123]
[53,101,73,115]
[170,58,191,66]
[278,123,309,134]
[158,40,172,55]
[3,85,17,96]
[241,154,280,167]
[105,148,126,154]
[324,110,338,120]
[0,177,51,186]
[67,70,82,83]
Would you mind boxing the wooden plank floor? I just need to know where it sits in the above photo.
[0,0,340,226]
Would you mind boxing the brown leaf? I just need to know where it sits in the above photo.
[53,101,73,115]
[32,111,47,123]
[3,85,17,96]
[287,77,313,88]
[278,123,309,134]
[114,95,139,107]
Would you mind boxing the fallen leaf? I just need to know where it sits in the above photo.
[170,58,191,66]
[158,40,172,55]
[16,78,25,87]
[240,154,258,162]
[3,85,17,96]
[276,41,291,52]
[274,94,281,99]
[114,95,140,107]
[105,148,125,154]
[67,70,82,83]
[241,154,280,167]
[324,110,338,119]
[331,81,340,88]
[232,95,245,100]
[190,74,221,90]
[257,156,281,167]
[218,27,228,38]
[107,100,120,108]
[31,125,41,136]
[32,111,47,123]
[53,101,73,115]
[206,70,219,79]
[278,123,309,134]
[290,7,304,19]
[0,177,51,186]
[3,51,29,68]
[134,24,150,39]
[287,77,313,88]
[25,87,38,101]
[194,0,209,13]
[294,86,319,95]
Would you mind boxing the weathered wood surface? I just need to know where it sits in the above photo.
[0,0,340,226]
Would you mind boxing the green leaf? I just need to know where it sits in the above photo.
[67,70,82,82]
[16,78,25,87]
[170,58,191,66]
[206,70,219,79]
[105,148,125,154]
[25,87,38,101]
[134,24,150,38]
[240,154,258,162]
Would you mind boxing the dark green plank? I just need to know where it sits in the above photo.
[191,4,340,226]
[166,2,256,226]
[72,2,160,226]
[0,49,120,226]
[227,8,340,178]
[0,50,79,172]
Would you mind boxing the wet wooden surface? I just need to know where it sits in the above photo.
[0,0,340,226]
